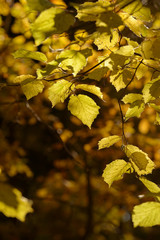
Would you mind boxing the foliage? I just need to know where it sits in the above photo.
[1,0,160,238]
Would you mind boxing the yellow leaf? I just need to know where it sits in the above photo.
[124,145,155,176]
[68,94,100,128]
[48,80,73,107]
[75,84,103,99]
[98,135,121,150]
[57,49,92,76]
[21,78,44,100]
[75,1,110,22]
[31,7,74,45]
[140,177,160,201]
[122,93,143,104]
[110,69,133,91]
[124,100,145,121]
[0,183,33,222]
[132,202,160,227]
[102,159,132,187]
[13,49,47,62]
[142,77,160,103]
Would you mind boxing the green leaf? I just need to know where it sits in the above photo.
[36,60,58,79]
[68,94,100,128]
[0,183,33,222]
[48,80,73,107]
[122,93,143,104]
[124,100,145,121]
[124,145,155,176]
[21,78,44,100]
[110,69,133,91]
[132,202,160,227]
[87,67,109,81]
[98,135,121,150]
[142,77,160,103]
[102,159,132,187]
[26,0,53,11]
[31,7,75,45]
[75,84,103,99]
[57,49,92,76]
[13,49,47,62]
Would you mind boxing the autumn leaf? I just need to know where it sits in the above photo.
[75,84,103,99]
[57,49,92,76]
[68,94,100,128]
[48,80,74,107]
[132,202,160,227]
[124,145,155,176]
[13,49,47,62]
[0,183,33,222]
[98,135,121,150]
[102,159,132,187]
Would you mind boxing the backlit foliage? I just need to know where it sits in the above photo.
[1,0,160,238]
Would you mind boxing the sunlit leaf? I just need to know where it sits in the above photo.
[142,39,160,60]
[98,135,121,150]
[57,49,92,76]
[94,30,119,50]
[124,145,155,176]
[75,84,103,99]
[110,69,133,91]
[26,0,53,11]
[68,94,100,128]
[12,74,35,84]
[136,63,148,80]
[118,12,148,37]
[142,77,160,103]
[115,45,134,56]
[132,202,160,227]
[13,49,47,62]
[117,0,151,37]
[31,7,75,45]
[140,177,160,201]
[102,159,132,187]
[118,0,151,21]
[75,1,110,22]
[21,78,44,100]
[122,93,143,104]
[0,183,33,222]
[48,80,73,107]
[124,100,145,121]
